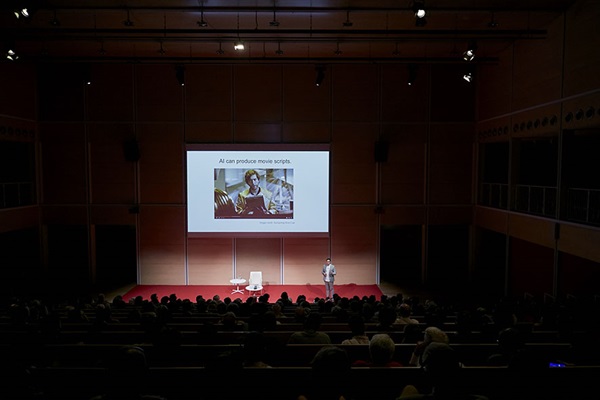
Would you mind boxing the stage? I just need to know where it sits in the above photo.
[121,283,384,303]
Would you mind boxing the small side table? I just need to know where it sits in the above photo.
[230,278,246,294]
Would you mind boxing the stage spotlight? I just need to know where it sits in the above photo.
[234,40,245,51]
[6,48,19,61]
[463,72,473,83]
[413,1,427,26]
[315,65,325,87]
[197,8,208,27]
[463,41,477,61]
[176,65,185,86]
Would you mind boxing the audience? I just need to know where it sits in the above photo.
[409,326,449,366]
[288,312,332,344]
[341,315,370,345]
[297,345,354,400]
[353,333,403,367]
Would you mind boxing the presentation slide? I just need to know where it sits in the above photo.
[187,144,329,237]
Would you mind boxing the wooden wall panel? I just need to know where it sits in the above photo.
[331,123,377,204]
[38,64,85,121]
[380,64,429,122]
[234,65,282,122]
[380,124,427,205]
[233,122,282,143]
[138,123,184,204]
[330,206,378,284]
[282,122,331,143]
[42,205,87,225]
[511,17,564,111]
[0,63,36,120]
[88,123,136,204]
[558,223,600,264]
[187,237,234,285]
[89,206,136,226]
[563,1,600,97]
[478,48,514,121]
[430,64,476,122]
[429,124,474,205]
[185,65,233,122]
[282,237,330,285]
[234,238,282,287]
[508,213,556,249]
[185,122,233,143]
[283,65,330,122]
[428,206,472,225]
[135,65,184,122]
[39,123,87,204]
[509,237,554,297]
[138,205,185,284]
[87,64,134,122]
[380,206,426,226]
[332,65,378,122]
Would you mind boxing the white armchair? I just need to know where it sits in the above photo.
[245,271,263,296]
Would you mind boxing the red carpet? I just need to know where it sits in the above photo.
[121,284,383,303]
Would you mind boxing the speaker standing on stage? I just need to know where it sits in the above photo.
[322,257,336,300]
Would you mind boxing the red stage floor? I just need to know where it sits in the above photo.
[122,283,383,303]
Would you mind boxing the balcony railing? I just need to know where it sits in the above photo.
[513,185,557,217]
[479,182,509,209]
[564,188,600,226]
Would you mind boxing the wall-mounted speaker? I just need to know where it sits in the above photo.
[374,141,389,163]
[124,139,140,162]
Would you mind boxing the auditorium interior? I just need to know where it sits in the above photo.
[1,1,600,399]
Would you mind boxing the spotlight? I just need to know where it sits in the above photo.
[270,8,280,27]
[275,42,283,55]
[463,72,473,83]
[13,5,36,19]
[315,65,325,87]
[6,48,18,61]
[413,1,427,26]
[176,65,185,86]
[463,41,477,61]
[234,41,245,51]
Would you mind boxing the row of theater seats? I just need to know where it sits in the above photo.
[17,364,600,400]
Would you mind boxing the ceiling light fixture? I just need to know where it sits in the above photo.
[413,1,427,26]
[463,41,477,61]
[124,9,134,26]
[6,48,18,61]
[463,71,473,83]
[343,10,353,27]
[270,6,280,27]
[334,42,342,55]
[392,42,400,56]
[234,40,245,51]
[488,12,499,28]
[275,42,283,55]
[315,65,325,87]
[216,42,224,55]
[197,10,208,27]
[158,41,166,55]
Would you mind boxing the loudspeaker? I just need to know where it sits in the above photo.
[374,141,388,163]
[124,139,140,162]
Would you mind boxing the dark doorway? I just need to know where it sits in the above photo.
[95,225,137,292]
[380,225,422,287]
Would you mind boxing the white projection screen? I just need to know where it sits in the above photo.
[186,144,330,237]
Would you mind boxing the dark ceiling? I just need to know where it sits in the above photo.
[1,1,577,64]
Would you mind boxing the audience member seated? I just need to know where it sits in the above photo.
[395,303,420,325]
[297,345,354,400]
[89,345,167,400]
[353,333,403,367]
[397,342,489,400]
[288,312,332,344]
[409,326,449,366]
[341,314,370,345]
[242,331,274,368]
[486,327,524,366]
